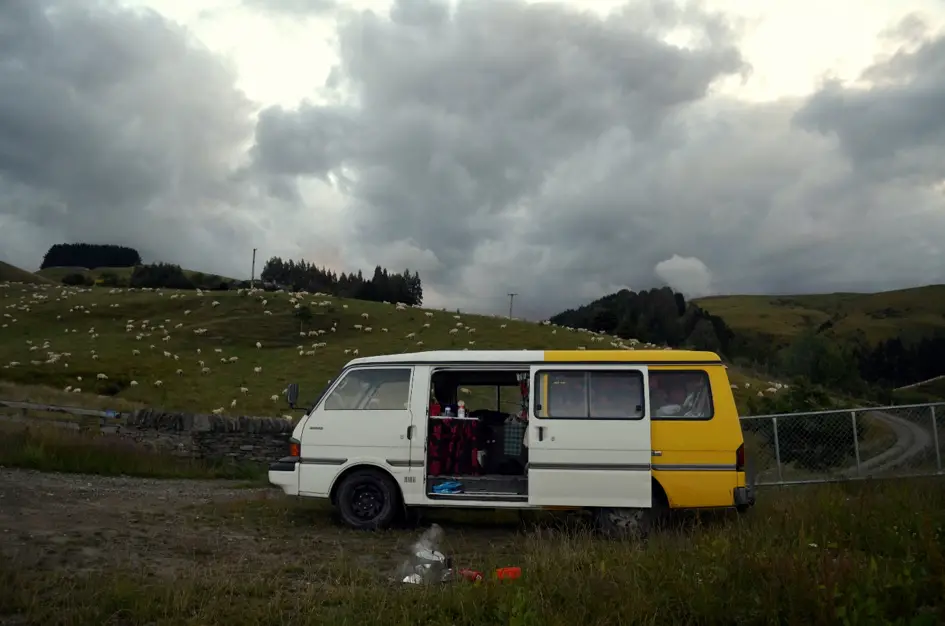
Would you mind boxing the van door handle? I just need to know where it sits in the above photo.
[652,450,662,457]
[406,425,415,440]
[537,426,545,442]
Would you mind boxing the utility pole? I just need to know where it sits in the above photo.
[250,248,257,288]
[507,292,517,319]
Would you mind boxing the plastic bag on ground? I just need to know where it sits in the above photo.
[399,524,452,584]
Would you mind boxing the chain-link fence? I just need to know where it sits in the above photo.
[740,402,945,486]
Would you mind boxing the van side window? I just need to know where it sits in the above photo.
[534,370,644,420]
[322,368,412,411]
[648,370,714,420]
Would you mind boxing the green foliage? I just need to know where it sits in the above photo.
[61,272,93,286]
[550,286,735,355]
[293,304,314,331]
[97,271,124,287]
[41,243,141,270]
[261,257,423,305]
[745,379,867,471]
[129,263,195,290]
[776,329,862,390]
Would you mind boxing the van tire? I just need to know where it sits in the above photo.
[336,469,400,530]
[595,507,654,539]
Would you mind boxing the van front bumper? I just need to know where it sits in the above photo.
[268,456,300,496]
[734,485,755,507]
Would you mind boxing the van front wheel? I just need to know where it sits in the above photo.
[336,469,400,530]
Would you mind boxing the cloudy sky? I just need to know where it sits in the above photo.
[2,0,945,318]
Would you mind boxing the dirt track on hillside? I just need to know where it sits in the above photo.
[0,469,525,580]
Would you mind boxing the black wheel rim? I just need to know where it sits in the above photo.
[350,482,385,520]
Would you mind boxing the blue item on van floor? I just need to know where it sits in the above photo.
[433,481,464,494]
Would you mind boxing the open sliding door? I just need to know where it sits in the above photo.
[527,364,652,508]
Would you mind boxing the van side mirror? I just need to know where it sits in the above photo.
[286,383,300,408]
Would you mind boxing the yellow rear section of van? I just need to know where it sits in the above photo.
[650,364,745,509]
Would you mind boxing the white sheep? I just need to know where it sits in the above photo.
[255,341,262,349]
[96,373,108,380]
[130,381,139,387]
[155,380,163,387]
[253,366,262,374]
[240,387,249,394]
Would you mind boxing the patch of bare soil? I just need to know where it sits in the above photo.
[0,469,527,581]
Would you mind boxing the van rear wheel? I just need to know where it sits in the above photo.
[336,469,400,530]
[595,507,655,539]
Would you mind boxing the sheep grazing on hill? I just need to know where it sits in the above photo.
[0,281,774,419]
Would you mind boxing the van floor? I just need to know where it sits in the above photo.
[427,475,528,500]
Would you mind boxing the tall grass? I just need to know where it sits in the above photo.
[1,479,943,625]
[0,422,263,480]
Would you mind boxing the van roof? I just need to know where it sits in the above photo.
[345,349,722,367]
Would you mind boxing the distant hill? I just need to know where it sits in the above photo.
[0,261,53,285]
[695,285,945,347]
[36,266,238,287]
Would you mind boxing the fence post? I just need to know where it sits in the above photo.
[772,416,783,483]
[932,406,942,473]
[851,411,861,476]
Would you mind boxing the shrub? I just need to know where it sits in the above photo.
[129,263,195,290]
[98,271,123,287]
[61,272,92,286]
[744,379,865,471]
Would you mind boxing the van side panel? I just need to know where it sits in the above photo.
[650,364,743,509]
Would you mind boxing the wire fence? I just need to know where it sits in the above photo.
[740,402,944,486]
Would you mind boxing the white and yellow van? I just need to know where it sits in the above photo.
[268,349,754,533]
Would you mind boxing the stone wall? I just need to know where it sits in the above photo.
[123,408,295,465]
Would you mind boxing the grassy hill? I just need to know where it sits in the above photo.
[0,280,778,417]
[696,285,945,346]
[36,265,237,286]
[0,261,54,285]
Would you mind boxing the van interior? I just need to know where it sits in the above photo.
[425,368,530,501]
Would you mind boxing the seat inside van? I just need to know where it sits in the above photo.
[425,368,529,500]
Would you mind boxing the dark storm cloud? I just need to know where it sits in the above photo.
[249,0,945,317]
[0,0,260,276]
[2,0,944,318]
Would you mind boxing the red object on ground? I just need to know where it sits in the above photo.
[494,567,522,580]
[457,568,484,582]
